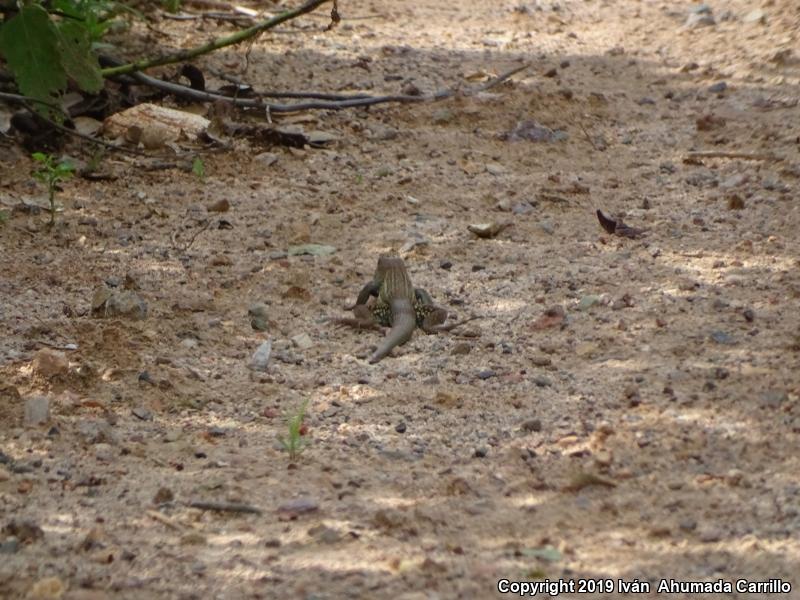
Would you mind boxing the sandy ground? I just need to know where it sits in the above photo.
[2,0,800,598]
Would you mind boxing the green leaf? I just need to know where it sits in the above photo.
[56,20,103,93]
[32,152,50,164]
[54,164,75,179]
[0,5,66,116]
[51,0,85,20]
[192,156,205,180]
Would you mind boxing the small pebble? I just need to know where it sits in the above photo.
[708,81,727,94]
[533,376,552,387]
[521,419,542,432]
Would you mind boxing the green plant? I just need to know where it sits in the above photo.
[0,210,7,226]
[163,0,181,14]
[192,156,206,181]
[279,399,310,461]
[32,153,75,226]
[53,0,119,42]
[0,2,105,118]
[85,147,106,173]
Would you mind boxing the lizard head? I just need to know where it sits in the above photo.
[375,255,405,275]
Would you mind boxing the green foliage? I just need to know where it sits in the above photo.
[0,2,104,119]
[0,6,66,115]
[52,0,116,41]
[56,20,104,92]
[32,152,75,226]
[192,156,206,181]
[163,0,181,14]
[0,210,7,226]
[279,399,310,462]
[86,147,106,173]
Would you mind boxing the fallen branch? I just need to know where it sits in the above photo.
[146,509,184,530]
[171,218,212,251]
[579,123,600,151]
[100,0,333,78]
[684,150,782,162]
[0,91,63,113]
[162,11,255,23]
[183,0,233,9]
[188,500,263,515]
[121,62,530,113]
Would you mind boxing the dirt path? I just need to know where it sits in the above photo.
[2,0,800,598]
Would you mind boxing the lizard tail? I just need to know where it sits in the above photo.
[369,298,416,363]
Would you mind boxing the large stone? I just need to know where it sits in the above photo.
[92,289,148,320]
[24,396,50,427]
[250,341,272,371]
[32,348,69,379]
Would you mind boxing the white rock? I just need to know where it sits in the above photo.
[250,340,272,371]
[24,396,50,427]
[291,333,313,350]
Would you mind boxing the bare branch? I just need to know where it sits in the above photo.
[122,62,530,113]
[100,0,333,78]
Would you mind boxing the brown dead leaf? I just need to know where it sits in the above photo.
[532,306,565,330]
[207,199,230,213]
[459,159,483,176]
[285,286,312,302]
[695,113,726,131]
[563,470,617,492]
[727,194,745,210]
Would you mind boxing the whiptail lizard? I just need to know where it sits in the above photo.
[332,256,477,363]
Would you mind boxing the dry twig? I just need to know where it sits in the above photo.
[188,501,263,515]
[684,150,781,162]
[119,63,530,113]
[170,218,212,251]
[147,510,184,530]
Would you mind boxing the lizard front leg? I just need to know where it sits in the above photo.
[329,304,383,332]
[415,288,480,333]
[349,280,381,309]
[415,287,448,333]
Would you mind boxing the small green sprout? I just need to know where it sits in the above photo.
[32,152,75,226]
[86,148,106,174]
[163,0,181,13]
[279,399,310,462]
[192,156,206,181]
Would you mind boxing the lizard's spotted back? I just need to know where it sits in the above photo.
[332,255,474,363]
